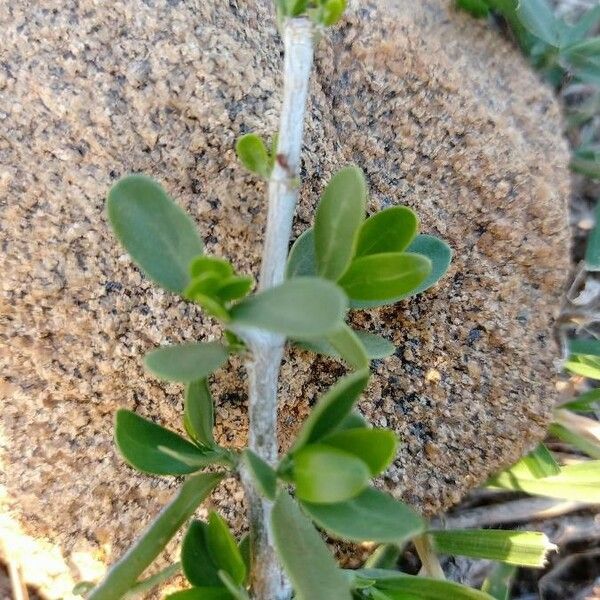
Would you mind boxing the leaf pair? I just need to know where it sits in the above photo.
[243,371,374,502]
[108,175,252,322]
[115,380,231,476]
[287,166,451,307]
[184,256,254,321]
[180,514,247,598]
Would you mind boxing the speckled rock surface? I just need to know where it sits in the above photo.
[0,0,570,595]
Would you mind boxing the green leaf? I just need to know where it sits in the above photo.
[356,331,396,358]
[570,6,600,41]
[286,228,317,279]
[215,276,254,302]
[271,491,352,600]
[189,293,231,322]
[184,380,215,447]
[568,337,600,357]
[549,422,600,459]
[560,388,600,412]
[238,535,250,576]
[339,252,431,303]
[107,175,204,293]
[166,589,233,600]
[88,472,224,600]
[350,234,451,308]
[570,145,600,179]
[481,563,517,600]
[295,330,395,362]
[487,460,600,502]
[185,273,223,299]
[586,202,600,271]
[242,449,277,500]
[355,207,418,257]
[122,563,182,599]
[321,0,346,26]
[326,324,369,370]
[189,256,234,279]
[301,487,424,544]
[182,521,223,587]
[207,513,247,586]
[364,545,402,570]
[115,410,216,475]
[236,134,270,178]
[429,529,556,567]
[314,166,367,281]
[562,37,600,69]
[286,0,308,17]
[519,444,561,478]
[293,444,371,504]
[230,277,347,339]
[338,411,369,430]
[456,0,490,18]
[354,570,495,600]
[404,233,453,293]
[144,342,229,383]
[516,0,561,47]
[565,354,600,380]
[321,428,397,475]
[218,571,249,600]
[293,369,370,449]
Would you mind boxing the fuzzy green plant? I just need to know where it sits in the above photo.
[82,4,559,600]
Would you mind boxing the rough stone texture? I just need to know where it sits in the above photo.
[0,0,570,595]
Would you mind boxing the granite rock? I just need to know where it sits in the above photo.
[0,0,570,594]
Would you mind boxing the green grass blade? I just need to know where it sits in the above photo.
[88,472,224,600]
[429,529,556,567]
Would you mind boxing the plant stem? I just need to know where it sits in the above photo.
[414,535,445,580]
[241,16,314,600]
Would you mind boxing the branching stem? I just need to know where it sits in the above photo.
[240,16,315,600]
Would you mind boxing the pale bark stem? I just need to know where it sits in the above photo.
[240,17,315,600]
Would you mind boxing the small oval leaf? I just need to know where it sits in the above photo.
[115,409,213,475]
[351,234,452,309]
[294,330,395,361]
[236,134,270,177]
[326,324,369,370]
[230,278,347,339]
[243,449,277,500]
[286,228,317,279]
[107,175,204,293]
[189,256,234,279]
[301,487,425,544]
[293,444,371,504]
[216,276,254,302]
[207,513,247,585]
[184,379,215,447]
[294,369,370,449]
[182,520,223,587]
[339,252,431,303]
[144,342,229,383]
[314,166,367,281]
[321,428,398,475]
[355,206,418,257]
